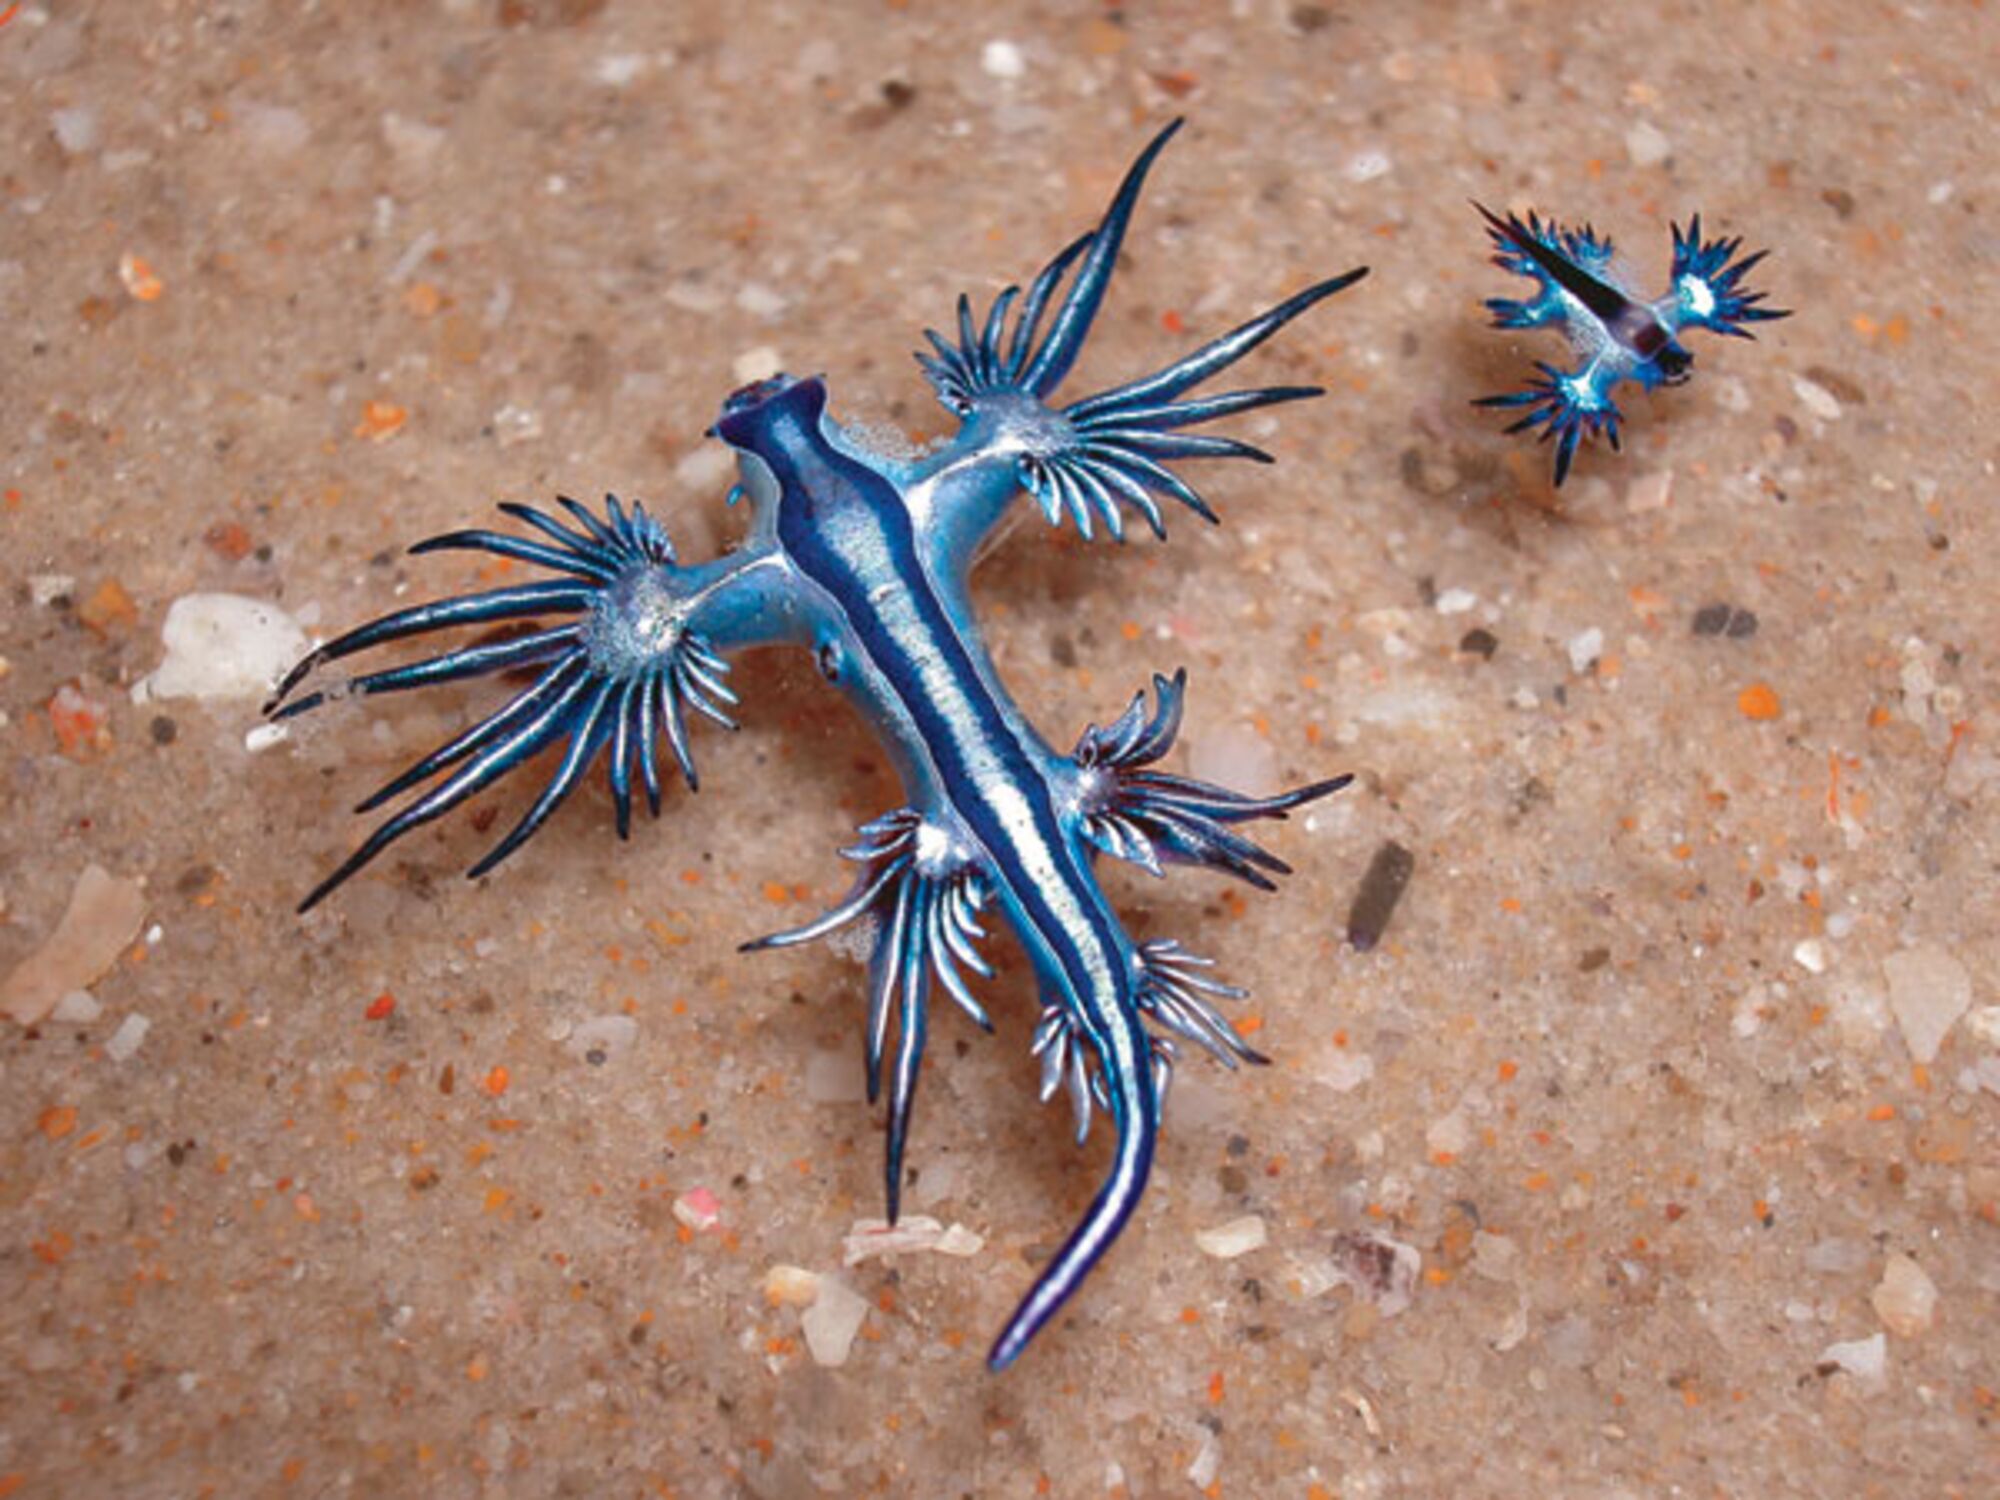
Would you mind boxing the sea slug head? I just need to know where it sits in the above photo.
[711,373,829,452]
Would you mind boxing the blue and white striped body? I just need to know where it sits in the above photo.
[269,121,1364,1369]
[1473,203,1789,486]
[721,376,1157,1366]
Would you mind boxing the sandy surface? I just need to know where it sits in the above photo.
[4,2,1996,1496]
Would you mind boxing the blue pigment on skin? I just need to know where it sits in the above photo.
[1473,203,1789,485]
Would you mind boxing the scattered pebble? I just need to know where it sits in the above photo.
[243,723,289,755]
[672,1186,722,1232]
[491,404,543,448]
[133,594,310,703]
[1185,1429,1222,1491]
[564,1013,638,1066]
[1545,1313,1596,1368]
[1792,939,1827,975]
[1964,1006,2000,1050]
[981,39,1026,79]
[1737,682,1782,721]
[1317,1049,1374,1093]
[843,1215,984,1265]
[1470,1231,1520,1283]
[1881,945,1971,1064]
[1194,1215,1267,1259]
[381,111,445,166]
[761,1264,820,1307]
[1691,602,1759,639]
[1791,374,1844,422]
[50,105,98,154]
[594,52,650,88]
[1323,1231,1420,1317]
[1805,1236,1869,1274]
[1818,1331,1886,1387]
[800,1275,869,1367]
[735,282,788,319]
[105,1013,151,1061]
[1625,469,1674,513]
[355,399,408,442]
[664,277,724,315]
[386,229,439,286]
[1871,1254,1938,1338]
[1426,1110,1470,1157]
[50,990,103,1024]
[29,574,75,606]
[48,682,111,755]
[1965,1056,2000,1098]
[1346,840,1415,952]
[1625,119,1671,167]
[732,345,784,385]
[2,865,148,1026]
[1566,627,1604,675]
[1432,587,1478,616]
[1344,148,1392,183]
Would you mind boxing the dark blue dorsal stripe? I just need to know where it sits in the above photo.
[760,424,1125,1016]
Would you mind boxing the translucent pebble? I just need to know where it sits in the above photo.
[762,1265,820,1307]
[1194,1215,1268,1260]
[981,40,1025,79]
[1819,1332,1886,1387]
[51,989,103,1024]
[801,1276,869,1367]
[1,865,147,1026]
[1872,1254,1937,1338]
[105,1013,151,1061]
[565,1013,638,1065]
[51,105,98,154]
[1625,119,1671,167]
[1882,945,1971,1064]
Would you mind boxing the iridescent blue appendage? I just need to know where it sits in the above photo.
[1472,202,1789,485]
[267,496,762,911]
[741,808,992,1222]
[917,120,1368,544]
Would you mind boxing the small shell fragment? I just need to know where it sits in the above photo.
[800,1276,869,1367]
[762,1265,821,1307]
[2,865,147,1026]
[1194,1214,1268,1260]
[671,1187,722,1232]
[843,1215,984,1265]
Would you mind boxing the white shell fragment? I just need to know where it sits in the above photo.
[134,594,311,703]
[843,1215,985,1265]
[800,1276,869,1367]
[1194,1215,1268,1260]
[105,1013,151,1061]
[761,1265,821,1307]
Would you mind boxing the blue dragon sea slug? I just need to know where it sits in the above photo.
[268,120,1366,1370]
[1473,203,1789,485]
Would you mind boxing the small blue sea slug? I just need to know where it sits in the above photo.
[1473,203,1789,485]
